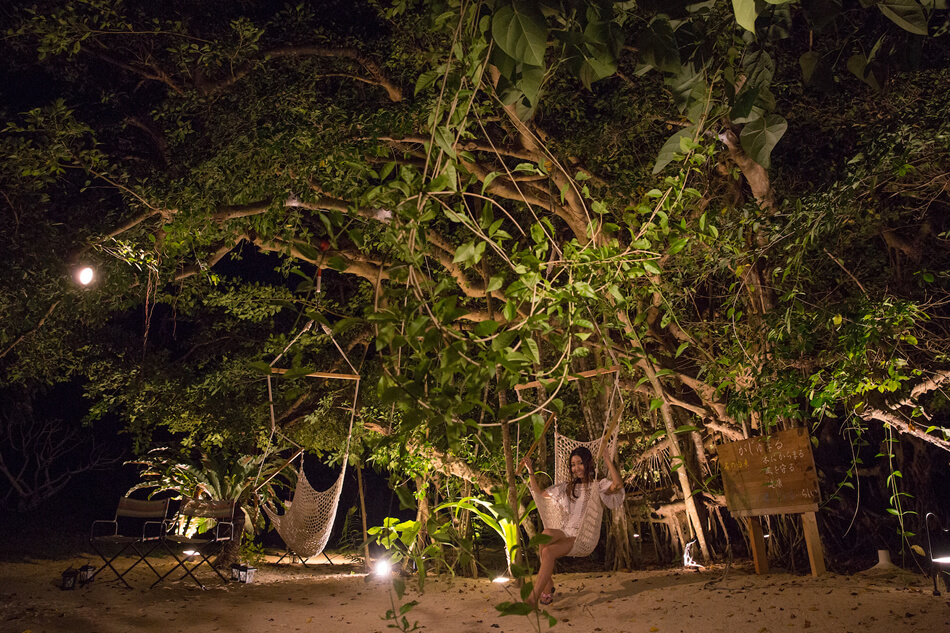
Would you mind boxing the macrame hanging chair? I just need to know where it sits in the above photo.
[530,422,620,557]
[256,321,359,562]
[262,454,350,559]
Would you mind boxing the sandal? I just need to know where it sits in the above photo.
[539,587,556,605]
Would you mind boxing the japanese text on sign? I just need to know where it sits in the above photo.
[717,428,820,518]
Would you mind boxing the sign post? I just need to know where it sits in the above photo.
[718,428,825,576]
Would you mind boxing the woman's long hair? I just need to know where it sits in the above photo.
[566,446,594,499]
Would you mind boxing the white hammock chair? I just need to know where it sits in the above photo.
[256,321,359,562]
[530,423,620,557]
[262,456,349,559]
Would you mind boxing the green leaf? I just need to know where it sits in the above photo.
[739,115,787,169]
[524,337,540,364]
[638,16,681,73]
[733,0,759,32]
[492,2,548,67]
[731,85,760,120]
[474,320,500,337]
[295,242,322,261]
[519,63,545,105]
[453,241,476,264]
[248,360,274,375]
[497,601,536,617]
[847,53,881,91]
[675,425,701,434]
[395,486,417,511]
[653,127,696,174]
[799,51,820,84]
[433,126,457,159]
[878,0,928,35]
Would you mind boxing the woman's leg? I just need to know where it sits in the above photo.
[529,529,575,605]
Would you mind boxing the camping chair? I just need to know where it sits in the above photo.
[151,498,238,589]
[90,497,171,589]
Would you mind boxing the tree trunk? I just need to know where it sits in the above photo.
[638,356,712,561]
[357,465,370,571]
[414,475,430,555]
[607,505,639,570]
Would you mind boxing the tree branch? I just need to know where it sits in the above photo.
[0,300,61,361]
[859,407,950,453]
[197,46,403,102]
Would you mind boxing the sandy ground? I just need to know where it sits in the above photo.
[1,552,948,633]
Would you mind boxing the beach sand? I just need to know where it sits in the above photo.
[2,553,947,633]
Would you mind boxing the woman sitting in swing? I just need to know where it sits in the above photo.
[522,447,624,606]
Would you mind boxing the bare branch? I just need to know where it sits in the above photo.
[859,407,950,453]
[197,47,403,102]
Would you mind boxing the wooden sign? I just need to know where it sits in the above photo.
[718,427,820,518]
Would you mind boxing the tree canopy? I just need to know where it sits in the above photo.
[2,0,949,565]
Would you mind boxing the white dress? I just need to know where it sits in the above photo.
[544,479,625,538]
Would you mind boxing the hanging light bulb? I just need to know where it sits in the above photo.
[78,267,94,285]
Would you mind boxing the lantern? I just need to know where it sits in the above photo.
[78,564,96,585]
[242,567,257,584]
[61,568,79,590]
[231,563,243,581]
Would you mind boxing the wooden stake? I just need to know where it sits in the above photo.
[802,511,826,576]
[747,516,769,575]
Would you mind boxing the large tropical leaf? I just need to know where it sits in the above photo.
[878,0,929,35]
[740,115,787,169]
[492,2,548,67]
[638,15,681,73]
[732,0,758,32]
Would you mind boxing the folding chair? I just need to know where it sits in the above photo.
[90,497,171,589]
[152,498,237,589]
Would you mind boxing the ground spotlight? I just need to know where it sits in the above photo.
[375,560,392,578]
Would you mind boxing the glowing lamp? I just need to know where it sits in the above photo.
[374,560,392,578]
[492,575,510,584]
[78,267,94,285]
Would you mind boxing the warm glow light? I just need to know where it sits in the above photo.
[183,550,198,557]
[375,560,392,577]
[78,267,94,285]
[933,556,950,564]
[492,576,510,584]
[683,540,706,570]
